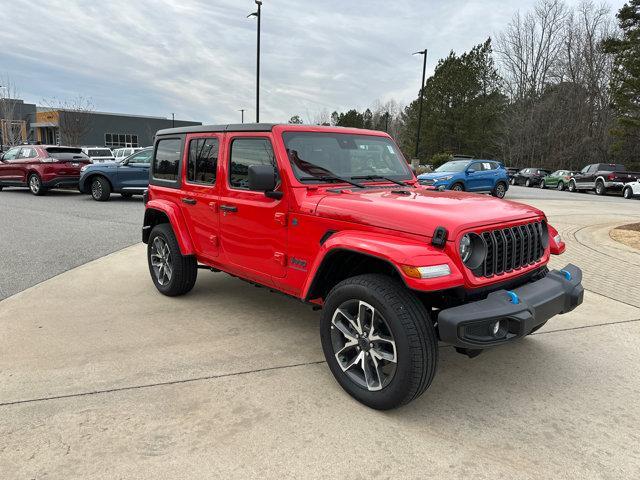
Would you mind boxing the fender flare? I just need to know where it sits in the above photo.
[143,199,195,255]
[302,230,463,300]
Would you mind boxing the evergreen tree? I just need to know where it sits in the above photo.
[604,0,640,164]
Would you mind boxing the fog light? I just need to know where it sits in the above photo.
[491,320,500,336]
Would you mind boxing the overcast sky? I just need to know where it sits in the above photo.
[0,0,626,124]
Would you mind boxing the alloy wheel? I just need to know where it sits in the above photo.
[495,183,506,198]
[150,236,173,286]
[557,181,564,191]
[92,180,102,199]
[452,184,463,192]
[624,188,632,199]
[330,300,397,391]
[29,175,40,194]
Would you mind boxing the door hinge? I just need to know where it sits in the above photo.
[274,252,287,266]
[209,201,217,212]
[209,235,218,247]
[274,212,287,226]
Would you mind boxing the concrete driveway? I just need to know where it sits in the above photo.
[1,191,639,479]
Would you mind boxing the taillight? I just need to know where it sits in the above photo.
[608,173,615,180]
[41,157,57,163]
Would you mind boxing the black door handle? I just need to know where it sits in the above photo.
[220,204,238,212]
[181,197,196,205]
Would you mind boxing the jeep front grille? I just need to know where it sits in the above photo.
[473,221,546,278]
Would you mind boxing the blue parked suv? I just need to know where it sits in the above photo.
[79,147,152,201]
[417,158,509,198]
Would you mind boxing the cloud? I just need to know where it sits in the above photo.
[0,0,626,123]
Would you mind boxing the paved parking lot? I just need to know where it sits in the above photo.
[1,186,639,478]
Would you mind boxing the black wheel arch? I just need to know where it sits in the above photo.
[305,249,406,302]
[143,208,171,244]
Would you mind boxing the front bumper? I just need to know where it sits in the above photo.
[437,264,583,348]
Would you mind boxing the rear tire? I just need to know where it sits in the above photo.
[320,274,438,410]
[28,173,46,196]
[623,187,633,199]
[525,178,532,187]
[539,180,545,189]
[492,182,507,198]
[91,176,111,201]
[557,181,564,191]
[147,223,197,296]
[595,180,605,196]
[568,180,577,192]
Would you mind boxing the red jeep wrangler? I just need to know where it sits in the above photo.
[142,124,583,410]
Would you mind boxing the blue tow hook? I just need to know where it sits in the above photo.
[560,269,572,281]
[507,291,520,305]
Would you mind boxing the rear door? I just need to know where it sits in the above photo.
[178,134,221,260]
[218,133,288,278]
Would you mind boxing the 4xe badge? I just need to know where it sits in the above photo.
[290,257,307,271]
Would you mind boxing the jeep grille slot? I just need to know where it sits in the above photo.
[475,221,545,278]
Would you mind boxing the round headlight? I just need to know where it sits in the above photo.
[459,233,487,269]
[459,234,472,263]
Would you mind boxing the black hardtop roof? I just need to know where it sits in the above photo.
[156,123,277,136]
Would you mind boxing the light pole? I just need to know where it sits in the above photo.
[0,85,6,152]
[413,49,428,160]
[248,0,262,123]
[238,109,245,123]
[171,113,175,128]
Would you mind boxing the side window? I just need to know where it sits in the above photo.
[481,162,493,170]
[130,150,152,164]
[589,165,599,173]
[153,138,182,181]
[2,147,21,161]
[18,147,35,159]
[229,138,276,190]
[187,137,218,185]
[468,162,481,172]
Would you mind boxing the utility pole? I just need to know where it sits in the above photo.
[412,49,428,160]
[248,1,262,123]
[171,113,175,128]
[238,109,245,124]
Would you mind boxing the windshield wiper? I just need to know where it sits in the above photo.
[351,175,410,187]
[299,175,365,188]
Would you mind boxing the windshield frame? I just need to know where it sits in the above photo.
[281,131,414,186]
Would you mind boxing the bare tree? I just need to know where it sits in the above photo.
[0,76,24,148]
[496,0,569,100]
[42,95,94,146]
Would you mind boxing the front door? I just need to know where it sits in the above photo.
[465,161,485,191]
[117,149,152,190]
[179,134,221,260]
[218,134,288,278]
[0,147,23,184]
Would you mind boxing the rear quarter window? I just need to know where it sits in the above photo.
[152,137,183,185]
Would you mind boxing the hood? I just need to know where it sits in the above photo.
[418,171,457,180]
[314,188,543,239]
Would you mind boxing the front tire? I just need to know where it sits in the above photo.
[91,176,111,201]
[147,223,197,296]
[28,173,46,196]
[450,183,464,192]
[320,274,438,410]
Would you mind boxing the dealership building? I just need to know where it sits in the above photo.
[1,98,201,149]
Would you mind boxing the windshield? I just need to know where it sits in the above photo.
[282,132,412,182]
[435,160,470,173]
[88,149,112,157]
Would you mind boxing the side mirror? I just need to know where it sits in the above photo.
[248,164,282,198]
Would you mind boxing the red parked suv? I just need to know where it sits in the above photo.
[0,145,91,195]
[142,124,584,409]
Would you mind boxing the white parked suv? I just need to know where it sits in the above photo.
[623,180,640,199]
[113,147,144,162]
[81,147,115,163]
